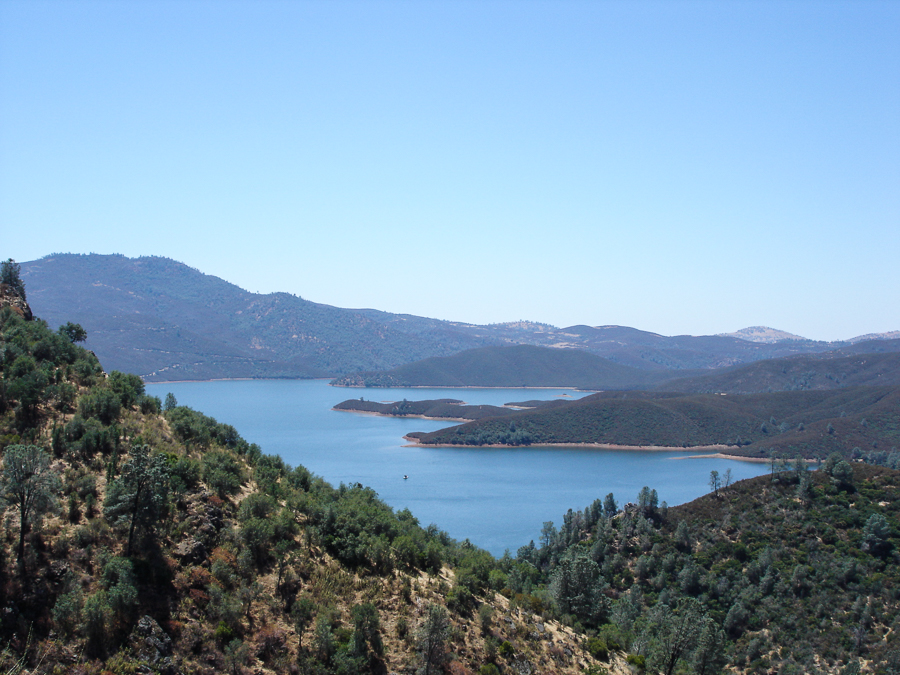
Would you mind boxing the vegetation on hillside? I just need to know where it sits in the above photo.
[331,345,672,390]
[22,254,859,382]
[333,398,520,422]
[507,462,900,673]
[658,345,900,394]
[3,261,899,673]
[408,387,900,461]
[0,270,607,674]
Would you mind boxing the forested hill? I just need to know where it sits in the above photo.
[20,253,868,382]
[331,344,681,389]
[657,341,900,394]
[515,462,900,673]
[407,386,900,461]
[3,278,899,672]
[20,254,503,381]
[0,281,609,674]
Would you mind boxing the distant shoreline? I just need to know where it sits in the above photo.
[144,377,333,385]
[332,408,474,423]
[147,377,595,391]
[330,383,597,391]
[401,437,766,461]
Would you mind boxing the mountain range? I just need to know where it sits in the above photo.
[20,253,898,382]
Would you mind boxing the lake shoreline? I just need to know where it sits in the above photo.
[401,436,766,461]
[330,383,596,391]
[332,408,474,423]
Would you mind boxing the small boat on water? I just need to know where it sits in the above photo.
[403,475,408,480]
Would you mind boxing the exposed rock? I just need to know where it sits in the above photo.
[131,616,178,674]
[0,283,32,321]
[48,560,70,584]
[174,538,208,565]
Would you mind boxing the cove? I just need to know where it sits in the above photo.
[146,379,771,556]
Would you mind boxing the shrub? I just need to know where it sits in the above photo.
[78,388,121,425]
[585,636,609,660]
[202,449,243,498]
[626,653,646,669]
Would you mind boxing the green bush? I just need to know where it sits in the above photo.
[78,388,121,425]
[585,636,609,660]
[202,449,243,497]
[626,653,646,669]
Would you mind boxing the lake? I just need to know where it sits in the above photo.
[146,379,770,556]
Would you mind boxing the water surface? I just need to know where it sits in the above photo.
[147,380,769,555]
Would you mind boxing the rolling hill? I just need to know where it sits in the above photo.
[406,386,900,460]
[21,254,499,381]
[659,341,900,394]
[20,253,867,382]
[330,344,685,389]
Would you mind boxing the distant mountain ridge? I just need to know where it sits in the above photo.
[331,344,686,389]
[20,253,887,382]
[719,326,807,343]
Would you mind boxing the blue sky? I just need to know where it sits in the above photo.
[1,1,897,341]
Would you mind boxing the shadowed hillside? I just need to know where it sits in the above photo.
[21,254,860,382]
[659,342,900,394]
[407,386,900,460]
[331,344,679,389]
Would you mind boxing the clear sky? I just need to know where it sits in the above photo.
[1,1,897,341]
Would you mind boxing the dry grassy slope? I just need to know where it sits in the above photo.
[5,394,618,674]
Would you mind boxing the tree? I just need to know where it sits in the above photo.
[164,392,178,411]
[549,553,609,625]
[291,595,316,648]
[692,615,728,675]
[417,603,449,675]
[644,598,705,675]
[637,486,658,515]
[351,602,384,664]
[603,492,618,519]
[58,322,87,343]
[108,371,145,408]
[723,468,733,489]
[1,258,26,299]
[709,470,720,497]
[103,444,170,556]
[862,513,892,557]
[1,444,60,562]
[831,461,855,489]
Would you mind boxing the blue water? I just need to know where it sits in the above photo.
[146,380,769,556]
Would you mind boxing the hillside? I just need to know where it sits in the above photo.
[21,253,857,382]
[331,344,678,389]
[0,279,609,674]
[659,341,900,394]
[21,254,499,381]
[718,326,807,343]
[406,386,900,460]
[2,277,898,672]
[513,462,900,673]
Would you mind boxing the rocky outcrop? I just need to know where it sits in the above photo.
[0,282,32,321]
